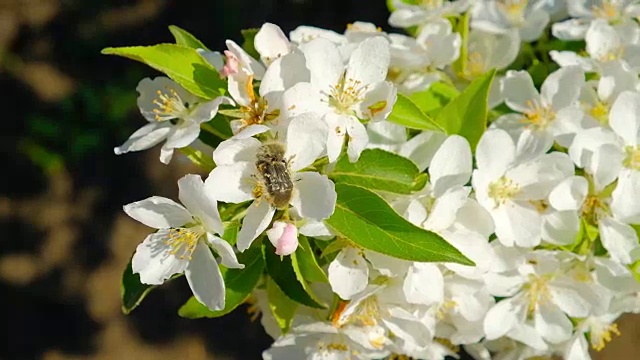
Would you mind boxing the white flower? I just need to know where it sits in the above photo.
[388,0,470,28]
[567,91,640,263]
[114,77,232,164]
[328,246,370,300]
[494,66,587,150]
[473,129,574,247]
[226,49,310,135]
[563,312,622,358]
[460,28,520,82]
[388,20,461,93]
[124,174,243,310]
[295,36,397,162]
[264,321,390,359]
[579,60,638,125]
[552,0,640,40]
[551,19,640,73]
[471,0,551,42]
[207,114,335,251]
[483,250,607,350]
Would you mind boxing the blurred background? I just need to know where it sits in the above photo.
[1,0,639,359]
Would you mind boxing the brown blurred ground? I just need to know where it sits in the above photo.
[1,0,639,359]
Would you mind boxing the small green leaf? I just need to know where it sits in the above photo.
[263,241,327,309]
[222,221,241,246]
[435,69,496,151]
[408,82,460,116]
[177,146,216,172]
[169,25,209,50]
[241,28,260,60]
[178,246,265,318]
[412,173,429,191]
[292,236,328,283]
[325,184,473,265]
[121,258,157,314]
[387,93,445,132]
[266,276,298,332]
[330,149,421,194]
[102,44,225,99]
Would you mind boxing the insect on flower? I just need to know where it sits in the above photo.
[255,142,294,209]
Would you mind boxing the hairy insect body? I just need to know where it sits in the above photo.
[255,143,293,209]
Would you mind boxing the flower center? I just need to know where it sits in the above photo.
[240,76,280,128]
[524,274,551,315]
[587,100,610,124]
[164,226,204,260]
[488,176,521,207]
[623,145,640,170]
[327,73,367,115]
[152,87,189,121]
[498,0,529,26]
[420,0,444,10]
[522,100,555,130]
[592,2,620,21]
[465,51,487,80]
[581,194,611,224]
[348,296,384,327]
[436,299,458,320]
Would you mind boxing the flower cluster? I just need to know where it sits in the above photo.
[107,1,640,359]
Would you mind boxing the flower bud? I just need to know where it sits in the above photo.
[267,221,299,256]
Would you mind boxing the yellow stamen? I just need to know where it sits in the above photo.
[488,176,521,207]
[164,227,203,260]
[623,145,640,170]
[591,323,621,351]
[152,87,189,121]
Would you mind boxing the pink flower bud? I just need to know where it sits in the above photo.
[221,50,240,77]
[267,221,299,256]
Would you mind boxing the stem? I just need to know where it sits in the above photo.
[201,122,230,140]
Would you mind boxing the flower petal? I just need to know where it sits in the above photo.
[328,247,369,300]
[345,116,369,162]
[207,234,244,269]
[163,122,201,149]
[206,162,256,203]
[429,135,472,197]
[254,23,292,66]
[403,263,443,306]
[132,230,189,285]
[346,36,390,86]
[599,216,639,265]
[609,90,640,147]
[212,137,261,166]
[534,303,572,344]
[501,70,541,114]
[483,296,525,340]
[178,174,223,234]
[549,176,588,211]
[237,200,276,251]
[611,168,640,223]
[300,37,343,93]
[475,129,515,179]
[124,196,192,229]
[286,113,328,171]
[291,172,336,221]
[185,241,226,311]
[114,123,171,155]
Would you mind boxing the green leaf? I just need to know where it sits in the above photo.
[263,241,327,309]
[434,69,496,151]
[102,44,225,100]
[408,82,460,116]
[178,246,265,318]
[121,258,157,314]
[266,276,298,332]
[292,236,328,283]
[388,93,445,132]
[331,148,422,194]
[241,28,260,60]
[325,184,473,265]
[169,25,209,50]
[177,146,216,172]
